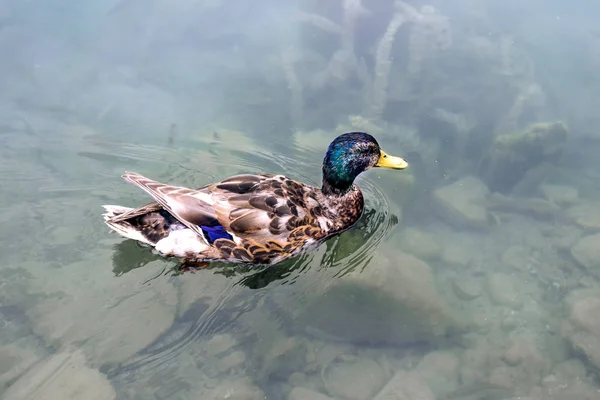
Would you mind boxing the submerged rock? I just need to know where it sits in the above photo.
[539,184,578,205]
[535,356,600,399]
[433,176,489,229]
[486,273,523,309]
[570,233,600,274]
[399,227,442,261]
[295,249,466,345]
[482,121,569,193]
[289,387,334,400]
[416,351,461,394]
[190,377,265,400]
[442,244,472,267]
[25,259,177,366]
[451,335,547,399]
[495,337,547,391]
[373,371,436,400]
[3,349,115,400]
[485,193,561,220]
[561,293,600,370]
[0,343,45,395]
[323,358,387,400]
[501,246,531,271]
[566,202,600,231]
[452,277,481,301]
[535,379,600,400]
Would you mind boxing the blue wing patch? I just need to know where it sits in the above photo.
[201,225,233,244]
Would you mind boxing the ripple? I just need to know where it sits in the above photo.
[256,177,398,316]
[105,252,323,382]
[190,135,321,184]
[77,142,182,165]
[331,177,397,273]
[103,137,399,383]
[104,282,249,381]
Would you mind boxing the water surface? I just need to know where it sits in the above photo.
[2,1,600,399]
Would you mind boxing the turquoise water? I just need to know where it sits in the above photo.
[0,126,412,399]
[3,1,600,399]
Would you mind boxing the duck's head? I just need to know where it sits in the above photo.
[322,132,408,196]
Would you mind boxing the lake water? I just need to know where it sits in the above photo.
[2,1,600,399]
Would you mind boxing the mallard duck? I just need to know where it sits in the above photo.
[102,132,408,265]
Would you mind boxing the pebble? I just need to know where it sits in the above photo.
[289,387,335,400]
[323,358,387,400]
[487,273,523,309]
[452,277,481,301]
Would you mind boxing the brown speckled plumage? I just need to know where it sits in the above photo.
[102,132,407,265]
[104,172,363,264]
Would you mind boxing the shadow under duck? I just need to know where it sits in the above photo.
[102,132,408,265]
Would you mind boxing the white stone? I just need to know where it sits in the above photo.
[433,176,489,229]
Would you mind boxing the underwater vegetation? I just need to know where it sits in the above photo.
[259,0,585,204]
[481,121,569,193]
[4,0,600,399]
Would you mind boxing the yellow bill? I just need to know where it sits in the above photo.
[375,150,408,170]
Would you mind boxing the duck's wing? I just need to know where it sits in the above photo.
[121,172,220,241]
[121,172,328,250]
[104,201,163,223]
[207,173,328,244]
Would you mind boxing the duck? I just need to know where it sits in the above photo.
[102,132,408,265]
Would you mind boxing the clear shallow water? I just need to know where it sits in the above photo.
[3,1,600,400]
[0,124,407,399]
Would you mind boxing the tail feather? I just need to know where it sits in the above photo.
[101,174,213,259]
[102,205,134,221]
[102,204,154,245]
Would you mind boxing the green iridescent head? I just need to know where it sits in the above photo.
[321,132,408,195]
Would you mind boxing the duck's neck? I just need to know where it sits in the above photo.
[321,180,353,197]
[321,162,358,196]
[318,182,365,231]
